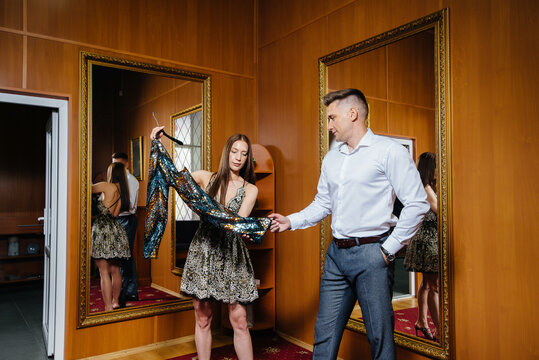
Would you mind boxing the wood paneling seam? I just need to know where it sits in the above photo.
[0,27,255,80]
[258,0,357,49]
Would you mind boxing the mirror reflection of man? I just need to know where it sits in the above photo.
[269,89,429,360]
[112,152,140,304]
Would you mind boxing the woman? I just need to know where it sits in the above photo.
[91,162,131,311]
[151,126,259,360]
[404,152,439,341]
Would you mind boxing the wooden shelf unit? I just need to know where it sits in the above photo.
[221,144,276,331]
[0,213,45,286]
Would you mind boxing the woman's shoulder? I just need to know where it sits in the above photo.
[191,170,214,186]
[94,181,115,191]
[244,181,258,195]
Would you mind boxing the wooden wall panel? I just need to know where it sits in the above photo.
[210,73,258,156]
[0,0,23,30]
[326,0,442,55]
[367,99,389,133]
[387,104,435,157]
[387,30,435,108]
[0,32,23,88]
[26,38,80,95]
[328,46,387,99]
[448,0,539,358]
[27,0,255,76]
[258,0,352,47]
[258,18,327,343]
[258,0,539,359]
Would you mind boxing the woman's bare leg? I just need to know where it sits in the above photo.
[416,275,429,329]
[96,259,113,311]
[228,302,253,360]
[109,263,122,308]
[424,273,440,337]
[193,298,213,360]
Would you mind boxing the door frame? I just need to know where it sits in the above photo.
[0,90,68,360]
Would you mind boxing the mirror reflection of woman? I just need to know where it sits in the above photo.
[151,127,259,360]
[404,152,439,340]
[91,163,131,311]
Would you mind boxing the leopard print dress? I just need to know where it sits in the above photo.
[180,180,259,304]
[91,199,131,260]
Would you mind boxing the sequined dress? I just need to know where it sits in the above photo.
[91,199,131,259]
[180,179,259,304]
[404,209,438,273]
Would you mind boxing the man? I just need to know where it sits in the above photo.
[269,89,429,360]
[113,152,140,303]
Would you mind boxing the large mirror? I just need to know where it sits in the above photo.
[318,10,451,358]
[79,52,211,327]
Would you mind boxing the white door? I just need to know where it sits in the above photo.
[42,110,58,357]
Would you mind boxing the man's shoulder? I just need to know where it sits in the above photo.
[127,172,139,186]
[370,134,407,153]
[321,147,341,166]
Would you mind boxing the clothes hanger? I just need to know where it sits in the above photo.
[152,112,184,146]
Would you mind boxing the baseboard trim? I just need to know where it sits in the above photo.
[275,330,313,351]
[78,334,196,360]
[275,331,343,360]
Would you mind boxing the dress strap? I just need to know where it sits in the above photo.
[107,194,121,210]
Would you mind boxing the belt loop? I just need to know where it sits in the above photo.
[355,238,360,246]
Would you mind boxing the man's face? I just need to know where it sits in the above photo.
[327,101,353,143]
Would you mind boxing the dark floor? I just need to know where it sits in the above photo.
[0,282,50,360]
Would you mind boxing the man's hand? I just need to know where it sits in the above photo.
[380,248,389,265]
[150,126,165,141]
[268,213,291,233]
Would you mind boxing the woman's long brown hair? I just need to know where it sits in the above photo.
[207,134,256,205]
[417,152,436,192]
[107,162,130,212]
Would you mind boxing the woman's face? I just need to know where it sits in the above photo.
[228,140,249,173]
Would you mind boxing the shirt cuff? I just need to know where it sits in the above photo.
[381,235,404,255]
[287,213,301,231]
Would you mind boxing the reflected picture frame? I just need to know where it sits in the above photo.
[379,134,416,160]
[130,136,143,181]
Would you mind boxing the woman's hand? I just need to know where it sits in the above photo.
[150,126,165,142]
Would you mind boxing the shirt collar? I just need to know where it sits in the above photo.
[338,128,375,155]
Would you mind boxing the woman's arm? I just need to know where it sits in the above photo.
[92,182,107,194]
[425,184,438,214]
[237,183,258,217]
[191,170,213,189]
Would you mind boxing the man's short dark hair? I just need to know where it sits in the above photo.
[322,88,369,118]
[112,152,128,161]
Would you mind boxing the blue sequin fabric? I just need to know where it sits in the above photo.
[144,139,271,258]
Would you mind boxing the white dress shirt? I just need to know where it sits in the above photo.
[288,129,429,254]
[119,170,139,216]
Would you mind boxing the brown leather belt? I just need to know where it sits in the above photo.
[333,230,391,249]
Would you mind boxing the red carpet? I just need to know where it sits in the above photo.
[394,307,436,340]
[167,335,312,360]
[89,279,179,313]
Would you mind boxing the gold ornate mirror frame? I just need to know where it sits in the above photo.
[79,52,211,327]
[318,9,452,358]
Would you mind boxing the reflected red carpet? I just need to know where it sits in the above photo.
[394,307,436,340]
[167,335,312,360]
[89,279,179,313]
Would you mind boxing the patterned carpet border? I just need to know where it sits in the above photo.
[167,335,312,360]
